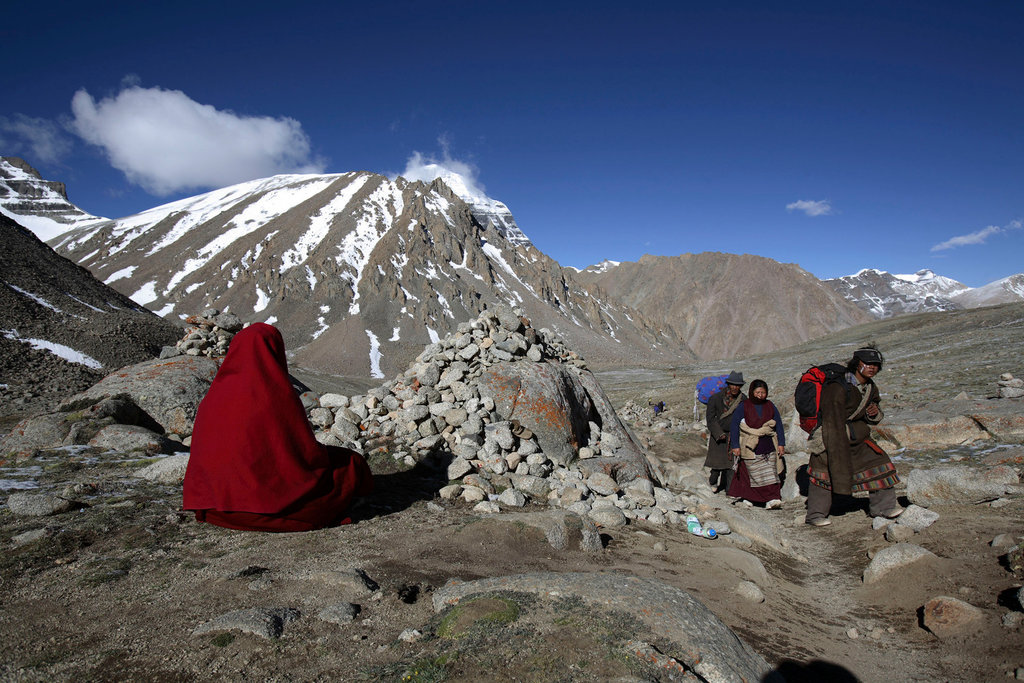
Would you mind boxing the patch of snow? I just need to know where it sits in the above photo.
[481,239,536,297]
[104,266,137,284]
[436,292,454,319]
[161,180,334,295]
[391,250,409,278]
[6,284,63,313]
[584,259,621,274]
[426,327,440,343]
[389,327,401,341]
[334,179,404,315]
[312,305,330,340]
[280,174,368,273]
[2,329,103,369]
[366,330,384,378]
[154,302,175,317]
[254,285,270,313]
[130,281,158,305]
[65,294,105,313]
[305,266,318,290]
[265,316,278,325]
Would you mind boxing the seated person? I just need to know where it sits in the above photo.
[183,323,373,532]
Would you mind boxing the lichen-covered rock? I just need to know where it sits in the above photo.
[922,596,986,638]
[59,356,220,437]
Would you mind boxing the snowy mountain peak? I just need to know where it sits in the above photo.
[44,166,680,377]
[398,164,531,247]
[0,156,108,241]
[826,266,1022,317]
[581,260,621,274]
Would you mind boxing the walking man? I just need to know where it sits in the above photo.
[704,371,745,493]
[806,346,903,526]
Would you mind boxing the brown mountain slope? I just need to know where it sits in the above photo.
[576,252,873,360]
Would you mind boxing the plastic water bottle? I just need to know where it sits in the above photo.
[686,515,703,536]
[702,526,718,539]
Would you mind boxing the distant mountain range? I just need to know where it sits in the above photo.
[824,268,1024,318]
[3,155,1020,379]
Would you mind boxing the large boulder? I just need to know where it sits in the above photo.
[874,398,1024,449]
[1,394,160,459]
[59,356,220,437]
[872,412,989,449]
[1,412,72,459]
[433,572,774,682]
[905,466,1020,506]
[477,361,592,467]
[477,361,657,484]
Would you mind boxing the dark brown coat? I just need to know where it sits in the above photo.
[810,377,898,495]
[704,388,746,469]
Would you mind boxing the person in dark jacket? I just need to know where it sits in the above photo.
[704,371,745,493]
[805,346,902,527]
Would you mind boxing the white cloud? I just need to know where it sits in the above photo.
[398,139,487,200]
[786,199,833,217]
[0,114,73,164]
[931,219,1022,252]
[69,84,325,195]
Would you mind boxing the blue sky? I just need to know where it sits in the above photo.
[2,0,1021,287]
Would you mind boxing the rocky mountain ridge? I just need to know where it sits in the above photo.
[0,157,107,241]
[41,166,685,378]
[6,156,989,376]
[575,252,874,360]
[825,267,1024,318]
[0,212,181,416]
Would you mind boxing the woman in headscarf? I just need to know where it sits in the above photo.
[727,379,785,509]
[183,323,373,532]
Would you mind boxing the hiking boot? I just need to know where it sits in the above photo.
[878,507,905,519]
[806,517,832,527]
[765,499,782,510]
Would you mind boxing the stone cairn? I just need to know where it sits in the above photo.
[160,308,245,359]
[998,373,1024,399]
[304,306,693,527]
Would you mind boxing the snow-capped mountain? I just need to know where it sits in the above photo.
[0,157,108,241]
[46,169,685,377]
[950,273,1024,309]
[400,163,531,247]
[826,268,1024,318]
[574,259,621,274]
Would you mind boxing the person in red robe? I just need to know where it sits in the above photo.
[183,323,373,532]
[726,379,785,509]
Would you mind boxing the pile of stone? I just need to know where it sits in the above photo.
[998,373,1024,399]
[160,308,244,359]
[618,400,699,433]
[305,305,693,527]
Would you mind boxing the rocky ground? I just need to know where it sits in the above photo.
[0,419,1021,682]
[1,303,1022,682]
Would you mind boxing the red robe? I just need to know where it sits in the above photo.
[183,323,373,531]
